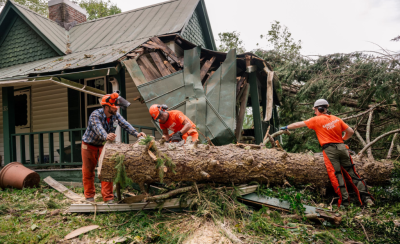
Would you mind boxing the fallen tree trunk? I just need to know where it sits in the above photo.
[99,141,394,189]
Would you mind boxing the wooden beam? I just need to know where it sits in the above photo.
[200,56,216,80]
[236,76,246,97]
[249,71,263,144]
[265,71,274,121]
[150,37,183,66]
[150,52,171,77]
[138,54,162,79]
[44,176,85,201]
[235,83,250,142]
[137,59,157,81]
[203,71,215,89]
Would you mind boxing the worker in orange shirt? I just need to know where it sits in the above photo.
[149,104,198,142]
[280,99,374,207]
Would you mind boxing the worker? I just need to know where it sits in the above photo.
[81,92,146,204]
[149,104,198,142]
[280,99,374,207]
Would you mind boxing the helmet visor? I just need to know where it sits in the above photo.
[115,97,131,110]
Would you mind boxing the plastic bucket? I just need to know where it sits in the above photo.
[0,162,40,189]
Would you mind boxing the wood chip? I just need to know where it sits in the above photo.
[64,225,99,240]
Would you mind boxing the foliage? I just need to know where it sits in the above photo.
[12,0,48,17]
[258,186,307,215]
[113,153,133,189]
[217,31,246,54]
[78,0,121,21]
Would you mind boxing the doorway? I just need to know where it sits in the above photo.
[14,87,31,163]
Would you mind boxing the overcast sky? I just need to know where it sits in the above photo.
[1,0,399,56]
[115,0,400,56]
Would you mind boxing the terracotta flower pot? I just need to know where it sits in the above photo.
[0,162,40,189]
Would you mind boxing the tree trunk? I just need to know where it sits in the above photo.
[99,141,394,188]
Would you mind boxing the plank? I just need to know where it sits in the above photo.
[138,54,162,79]
[200,56,216,80]
[150,36,183,66]
[137,59,158,82]
[265,71,274,121]
[123,59,148,86]
[236,76,246,98]
[150,52,171,77]
[235,83,250,141]
[155,50,178,72]
[43,176,85,201]
[203,71,215,89]
[69,185,258,213]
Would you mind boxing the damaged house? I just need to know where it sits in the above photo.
[0,0,280,181]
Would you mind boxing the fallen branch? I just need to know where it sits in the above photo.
[366,110,374,161]
[387,133,398,159]
[342,100,385,121]
[357,128,400,157]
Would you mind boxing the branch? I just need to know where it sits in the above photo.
[387,133,398,159]
[271,130,291,138]
[366,110,374,161]
[355,131,366,146]
[342,100,385,121]
[357,129,400,158]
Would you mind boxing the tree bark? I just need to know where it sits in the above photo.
[99,141,394,188]
[366,110,374,161]
[387,133,398,159]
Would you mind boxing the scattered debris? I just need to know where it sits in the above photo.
[43,176,85,201]
[64,225,100,240]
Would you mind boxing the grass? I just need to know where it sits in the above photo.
[1,181,399,243]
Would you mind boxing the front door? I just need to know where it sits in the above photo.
[14,88,31,163]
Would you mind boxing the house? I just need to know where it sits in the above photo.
[0,0,280,181]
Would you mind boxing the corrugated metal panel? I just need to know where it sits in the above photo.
[0,39,146,79]
[125,73,161,142]
[12,0,67,53]
[0,0,202,79]
[70,0,199,53]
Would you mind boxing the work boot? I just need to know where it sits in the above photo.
[86,198,94,202]
[365,198,374,207]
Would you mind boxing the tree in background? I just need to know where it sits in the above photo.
[11,0,48,17]
[78,0,121,20]
[217,31,246,54]
[217,22,400,159]
[2,0,121,20]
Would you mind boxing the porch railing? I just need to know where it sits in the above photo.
[10,125,158,168]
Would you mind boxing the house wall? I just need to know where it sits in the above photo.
[181,9,207,49]
[0,81,71,166]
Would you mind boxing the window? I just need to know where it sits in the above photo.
[84,77,106,125]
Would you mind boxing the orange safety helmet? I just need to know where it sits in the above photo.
[101,92,119,109]
[149,104,168,121]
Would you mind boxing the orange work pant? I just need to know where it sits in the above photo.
[170,129,199,142]
[81,141,114,201]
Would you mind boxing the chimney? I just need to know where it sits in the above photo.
[48,0,87,30]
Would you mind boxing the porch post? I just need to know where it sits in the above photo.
[115,69,128,143]
[248,72,263,144]
[2,87,16,164]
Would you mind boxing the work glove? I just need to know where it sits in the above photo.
[280,126,288,130]
[170,131,183,142]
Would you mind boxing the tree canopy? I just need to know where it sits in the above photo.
[217,23,400,160]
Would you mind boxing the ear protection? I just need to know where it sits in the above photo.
[158,104,168,112]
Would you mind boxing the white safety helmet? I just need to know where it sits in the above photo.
[314,99,329,108]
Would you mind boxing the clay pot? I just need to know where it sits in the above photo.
[0,162,40,189]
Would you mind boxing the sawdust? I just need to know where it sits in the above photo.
[183,221,232,244]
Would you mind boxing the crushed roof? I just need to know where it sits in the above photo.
[0,0,201,79]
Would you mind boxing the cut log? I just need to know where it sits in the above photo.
[99,140,394,188]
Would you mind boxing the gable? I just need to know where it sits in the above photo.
[181,10,207,48]
[0,16,59,69]
[181,0,216,50]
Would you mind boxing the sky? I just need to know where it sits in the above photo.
[114,0,400,56]
[1,0,399,56]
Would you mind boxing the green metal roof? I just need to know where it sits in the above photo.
[0,0,216,80]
